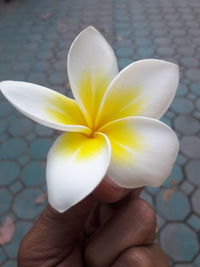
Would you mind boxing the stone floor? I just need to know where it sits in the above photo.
[0,0,200,266]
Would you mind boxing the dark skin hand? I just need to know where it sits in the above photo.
[18,177,169,267]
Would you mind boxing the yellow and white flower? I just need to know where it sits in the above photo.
[0,27,179,212]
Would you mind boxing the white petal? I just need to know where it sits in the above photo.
[68,26,118,127]
[0,81,90,134]
[100,117,179,188]
[96,59,179,128]
[46,132,111,212]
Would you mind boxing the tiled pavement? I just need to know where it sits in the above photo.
[0,0,200,266]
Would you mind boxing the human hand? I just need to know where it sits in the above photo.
[18,178,169,267]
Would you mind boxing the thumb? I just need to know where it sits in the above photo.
[18,196,93,266]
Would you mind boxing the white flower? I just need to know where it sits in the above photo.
[0,27,179,212]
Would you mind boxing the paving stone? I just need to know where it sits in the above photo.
[2,261,16,267]
[32,62,50,72]
[189,29,200,36]
[66,89,74,99]
[160,116,172,127]
[18,155,30,166]
[174,265,195,267]
[174,116,200,134]
[115,47,133,57]
[196,98,200,111]
[26,133,36,142]
[35,124,54,136]
[191,83,200,96]
[172,28,187,36]
[9,72,26,81]
[49,72,66,86]
[0,118,7,134]
[115,22,129,30]
[180,181,194,195]
[116,29,131,38]
[17,52,34,61]
[153,37,171,46]
[155,190,190,221]
[13,62,31,72]
[0,103,13,117]
[0,134,7,143]
[157,214,165,229]
[194,255,200,267]
[177,46,194,56]
[177,154,187,165]
[9,181,23,194]
[187,214,200,231]
[0,161,20,186]
[56,50,67,60]
[21,161,45,187]
[0,248,7,264]
[171,98,193,114]
[165,110,175,119]
[176,84,188,96]
[180,136,200,158]
[53,61,66,72]
[36,51,53,61]
[194,111,200,120]
[191,189,200,216]
[27,73,47,84]
[8,118,33,136]
[186,20,200,28]
[185,160,200,186]
[157,47,175,56]
[135,38,153,47]
[0,93,6,102]
[118,58,133,69]
[29,138,52,159]
[0,138,27,160]
[179,57,199,68]
[133,29,150,37]
[186,69,200,82]
[140,190,154,207]
[0,188,12,215]
[163,164,183,188]
[181,79,190,85]
[145,186,158,195]
[188,93,196,101]
[4,221,32,258]
[160,223,199,262]
[192,37,200,45]
[137,47,155,58]
[13,189,45,219]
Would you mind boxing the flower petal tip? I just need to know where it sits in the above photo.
[136,58,179,68]
[74,26,99,40]
[0,80,10,91]
[49,201,68,213]
[46,132,111,213]
[0,80,23,93]
[84,25,98,32]
[0,80,14,96]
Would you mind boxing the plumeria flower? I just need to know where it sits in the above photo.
[0,27,179,212]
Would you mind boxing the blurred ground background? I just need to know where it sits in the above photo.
[0,0,200,266]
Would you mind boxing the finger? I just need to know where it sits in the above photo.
[86,184,143,236]
[112,244,169,267]
[99,203,114,226]
[85,202,114,237]
[110,187,143,211]
[92,175,131,203]
[85,198,156,267]
[18,196,93,266]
